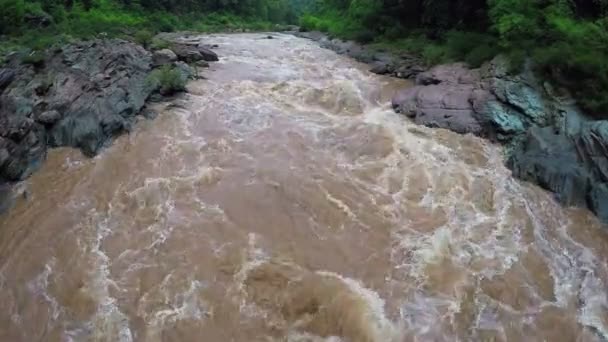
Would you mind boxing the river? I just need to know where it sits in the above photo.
[1,33,607,341]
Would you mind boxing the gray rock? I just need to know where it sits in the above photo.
[0,68,15,93]
[152,49,178,67]
[36,110,61,124]
[171,43,204,63]
[0,39,153,181]
[197,46,219,62]
[507,127,591,207]
[370,62,389,75]
[173,61,194,82]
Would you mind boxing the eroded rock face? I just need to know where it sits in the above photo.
[0,39,154,183]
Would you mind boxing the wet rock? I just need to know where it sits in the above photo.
[172,42,219,63]
[197,46,219,62]
[171,43,204,63]
[0,68,15,93]
[370,62,389,75]
[0,39,153,182]
[588,184,608,223]
[173,61,194,83]
[152,49,178,67]
[36,110,61,125]
[508,127,591,206]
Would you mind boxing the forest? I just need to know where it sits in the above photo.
[1,0,607,115]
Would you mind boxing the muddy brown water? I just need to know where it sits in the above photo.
[1,33,608,342]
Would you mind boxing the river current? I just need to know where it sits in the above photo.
[1,33,607,341]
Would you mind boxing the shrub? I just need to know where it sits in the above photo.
[21,51,45,67]
[134,29,153,48]
[422,44,447,65]
[147,65,186,96]
[0,0,25,34]
[150,38,170,50]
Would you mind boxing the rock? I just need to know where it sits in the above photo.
[588,184,608,223]
[171,43,204,63]
[171,43,219,63]
[173,61,194,82]
[395,64,425,79]
[577,121,608,182]
[266,35,274,39]
[0,69,15,93]
[152,49,178,67]
[370,62,389,75]
[415,63,476,85]
[0,39,153,181]
[507,127,591,207]
[197,46,219,62]
[36,110,61,125]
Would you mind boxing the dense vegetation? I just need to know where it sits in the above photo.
[0,0,297,53]
[301,0,608,116]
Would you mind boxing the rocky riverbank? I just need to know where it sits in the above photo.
[391,60,608,223]
[297,31,608,224]
[0,33,219,211]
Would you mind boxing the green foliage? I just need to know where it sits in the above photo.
[150,37,170,50]
[21,51,45,67]
[134,29,153,49]
[0,0,24,34]
[147,65,186,95]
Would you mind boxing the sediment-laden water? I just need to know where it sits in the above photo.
[1,33,607,341]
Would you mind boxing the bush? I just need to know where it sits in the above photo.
[21,51,45,67]
[422,44,447,65]
[150,38,170,50]
[134,29,153,48]
[147,65,186,96]
[0,0,25,34]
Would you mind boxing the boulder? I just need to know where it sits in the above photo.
[171,43,204,63]
[172,43,220,63]
[370,62,389,75]
[36,110,61,125]
[152,49,178,67]
[197,46,219,62]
